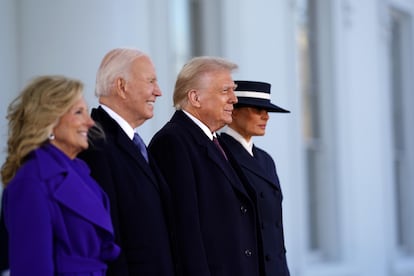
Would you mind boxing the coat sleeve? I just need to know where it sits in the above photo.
[3,178,54,275]
[149,132,211,276]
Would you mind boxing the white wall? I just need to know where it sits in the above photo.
[343,0,389,274]
[0,0,18,191]
[15,0,175,142]
[222,1,305,274]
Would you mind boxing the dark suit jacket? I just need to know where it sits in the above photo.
[148,110,260,276]
[78,106,176,276]
[3,143,119,275]
[0,206,9,273]
[220,133,290,276]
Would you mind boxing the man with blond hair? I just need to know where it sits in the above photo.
[149,56,260,276]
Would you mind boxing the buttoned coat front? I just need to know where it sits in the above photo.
[78,107,176,276]
[2,143,119,276]
[148,110,260,276]
[220,133,290,276]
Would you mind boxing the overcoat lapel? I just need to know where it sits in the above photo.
[205,141,242,189]
[174,111,250,197]
[36,145,113,234]
[221,133,280,190]
[115,130,159,191]
[53,172,114,233]
[240,152,279,189]
[93,107,160,191]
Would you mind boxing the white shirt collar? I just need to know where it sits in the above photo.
[100,104,135,140]
[222,126,254,156]
[182,110,214,140]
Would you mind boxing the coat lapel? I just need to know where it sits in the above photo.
[220,133,280,190]
[53,172,114,233]
[174,111,250,197]
[240,152,280,190]
[207,139,251,198]
[205,142,237,182]
[37,144,114,234]
[93,107,160,191]
[115,131,159,191]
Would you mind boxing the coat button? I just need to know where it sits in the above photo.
[260,192,265,198]
[265,254,271,261]
[244,249,252,257]
[240,206,248,214]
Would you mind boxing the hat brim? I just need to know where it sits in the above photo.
[235,98,290,113]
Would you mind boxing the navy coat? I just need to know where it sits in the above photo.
[220,133,290,276]
[0,208,9,273]
[148,110,260,276]
[2,143,119,275]
[78,107,176,276]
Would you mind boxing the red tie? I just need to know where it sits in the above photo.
[213,136,228,160]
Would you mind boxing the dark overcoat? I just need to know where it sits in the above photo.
[78,106,176,276]
[0,208,9,273]
[148,110,260,276]
[220,132,290,276]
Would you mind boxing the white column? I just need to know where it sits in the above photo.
[339,0,389,275]
[222,0,306,274]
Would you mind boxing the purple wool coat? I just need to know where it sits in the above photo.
[2,143,120,275]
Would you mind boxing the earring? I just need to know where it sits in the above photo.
[48,133,55,140]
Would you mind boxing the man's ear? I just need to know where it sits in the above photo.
[116,77,127,99]
[188,89,201,108]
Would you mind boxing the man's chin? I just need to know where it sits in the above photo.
[224,118,233,125]
[146,111,154,119]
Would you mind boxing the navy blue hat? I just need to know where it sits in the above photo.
[234,80,290,113]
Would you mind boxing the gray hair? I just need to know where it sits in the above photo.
[95,48,146,97]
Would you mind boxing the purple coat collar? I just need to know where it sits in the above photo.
[32,144,114,234]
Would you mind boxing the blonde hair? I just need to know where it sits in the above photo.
[1,75,83,186]
[173,56,238,109]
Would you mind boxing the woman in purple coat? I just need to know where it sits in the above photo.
[0,75,120,275]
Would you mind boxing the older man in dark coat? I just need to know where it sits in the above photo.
[149,57,260,276]
[79,48,177,276]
